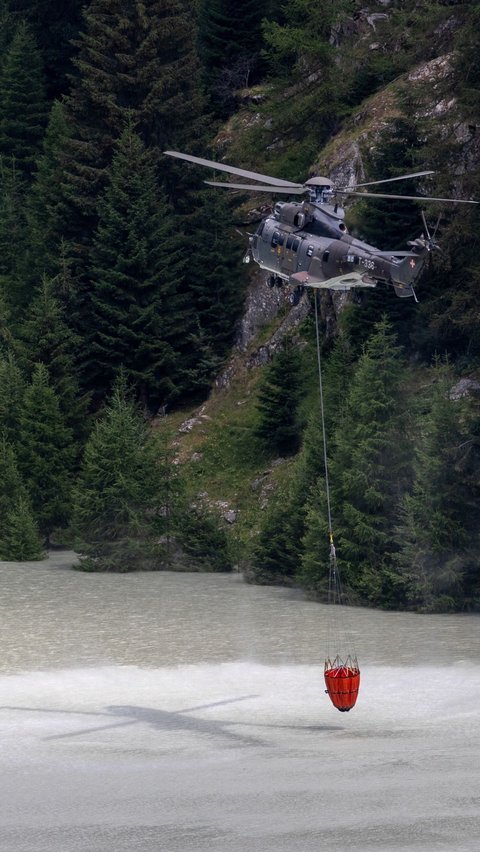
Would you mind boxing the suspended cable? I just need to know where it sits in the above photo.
[313,290,360,712]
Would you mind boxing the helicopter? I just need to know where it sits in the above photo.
[164,150,478,302]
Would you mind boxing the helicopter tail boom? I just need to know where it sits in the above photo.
[392,237,432,290]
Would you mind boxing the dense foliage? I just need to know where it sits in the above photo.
[0,0,478,607]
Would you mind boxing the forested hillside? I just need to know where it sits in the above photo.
[0,0,479,611]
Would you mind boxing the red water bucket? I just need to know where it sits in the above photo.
[324,661,360,712]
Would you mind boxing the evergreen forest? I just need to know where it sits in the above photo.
[0,0,479,612]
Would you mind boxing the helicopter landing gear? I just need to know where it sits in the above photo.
[289,284,305,305]
[267,274,283,288]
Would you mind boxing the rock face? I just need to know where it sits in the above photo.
[450,378,480,400]
[215,271,314,388]
[215,266,346,388]
[234,271,288,352]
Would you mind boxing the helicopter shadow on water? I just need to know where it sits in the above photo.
[0,696,343,747]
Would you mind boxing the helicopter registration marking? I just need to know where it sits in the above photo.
[347,255,375,270]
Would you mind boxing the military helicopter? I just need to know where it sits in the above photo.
[164,150,478,301]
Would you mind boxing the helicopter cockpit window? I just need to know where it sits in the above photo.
[272,231,285,247]
[306,245,314,257]
[322,251,330,262]
[286,235,294,250]
[292,238,300,252]
[256,221,265,238]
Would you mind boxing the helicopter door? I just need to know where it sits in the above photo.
[281,234,301,275]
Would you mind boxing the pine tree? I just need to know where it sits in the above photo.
[83,126,196,410]
[0,3,16,74]
[73,375,165,571]
[298,475,331,596]
[0,287,15,354]
[255,341,304,457]
[16,363,75,540]
[303,319,410,605]
[198,0,265,114]
[8,0,85,98]
[0,20,47,181]
[0,156,29,312]
[0,429,44,561]
[0,352,25,446]
[183,189,247,362]
[0,495,44,561]
[58,0,205,272]
[454,4,480,115]
[298,328,356,594]
[177,502,232,572]
[26,100,72,282]
[396,360,480,611]
[0,432,23,539]
[251,467,306,584]
[354,114,425,252]
[17,274,89,442]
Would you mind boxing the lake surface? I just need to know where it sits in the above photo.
[1,552,479,851]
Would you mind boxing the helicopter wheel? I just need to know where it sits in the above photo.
[290,285,304,305]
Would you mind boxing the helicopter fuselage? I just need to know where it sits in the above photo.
[249,200,428,298]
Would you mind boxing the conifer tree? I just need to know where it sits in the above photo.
[454,4,480,115]
[0,352,25,446]
[251,466,306,584]
[59,0,205,269]
[252,327,357,588]
[302,319,410,605]
[298,328,356,594]
[0,288,15,354]
[0,156,29,312]
[0,432,23,525]
[26,101,71,282]
[396,361,480,610]
[0,5,17,80]
[183,189,247,362]
[16,363,75,540]
[0,495,44,560]
[17,274,89,442]
[177,502,232,572]
[8,0,85,98]
[0,20,47,181]
[73,375,165,571]
[0,433,42,560]
[198,0,265,114]
[84,126,196,410]
[255,341,304,457]
[298,474,331,597]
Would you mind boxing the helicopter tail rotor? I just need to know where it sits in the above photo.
[420,210,442,250]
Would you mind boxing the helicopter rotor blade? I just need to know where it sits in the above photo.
[372,251,419,257]
[421,211,443,250]
[345,170,435,189]
[338,189,478,204]
[204,180,306,194]
[422,210,432,242]
[421,209,431,240]
[164,150,303,188]
[432,212,442,241]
